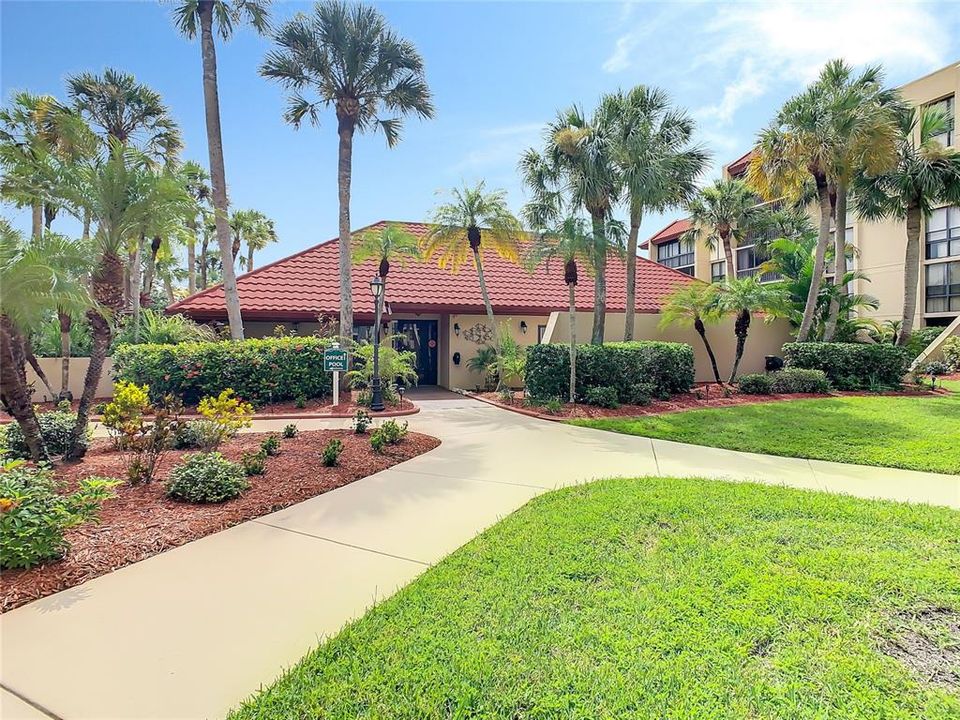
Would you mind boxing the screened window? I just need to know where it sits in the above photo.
[926,206,960,260]
[925,260,960,314]
[928,95,955,147]
[657,238,695,275]
[710,261,726,283]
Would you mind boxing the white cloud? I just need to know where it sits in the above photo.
[694,58,767,125]
[451,122,544,173]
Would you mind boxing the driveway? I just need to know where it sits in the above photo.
[2,395,958,719]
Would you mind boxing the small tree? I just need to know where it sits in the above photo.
[716,277,791,383]
[659,283,726,385]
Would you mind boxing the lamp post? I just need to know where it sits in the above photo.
[370,276,385,412]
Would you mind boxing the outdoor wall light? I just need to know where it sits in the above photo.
[453,351,461,365]
[454,322,461,336]
[520,321,528,334]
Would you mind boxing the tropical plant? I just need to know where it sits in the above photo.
[659,282,727,384]
[525,216,597,402]
[606,86,708,340]
[466,345,499,391]
[261,0,434,345]
[854,106,960,344]
[179,160,211,294]
[101,381,181,485]
[230,208,277,270]
[165,452,249,503]
[345,336,418,403]
[520,101,623,344]
[749,60,900,342]
[684,178,759,278]
[320,438,343,467]
[423,182,522,377]
[172,0,270,339]
[353,222,421,280]
[715,276,792,382]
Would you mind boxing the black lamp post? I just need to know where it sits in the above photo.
[370,276,385,412]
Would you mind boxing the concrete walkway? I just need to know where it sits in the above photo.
[2,395,958,720]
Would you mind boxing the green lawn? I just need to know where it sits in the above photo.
[570,395,960,475]
[231,478,960,719]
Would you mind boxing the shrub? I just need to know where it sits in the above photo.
[370,430,387,454]
[321,439,344,467]
[622,381,655,406]
[783,342,909,390]
[345,336,418,402]
[260,435,281,456]
[282,423,299,439]
[0,461,117,570]
[193,389,254,451]
[542,398,563,414]
[295,395,307,409]
[466,346,499,391]
[526,342,694,402]
[0,410,89,460]
[769,368,831,394]
[922,359,951,388]
[113,336,335,406]
[583,386,620,409]
[165,453,249,503]
[370,420,408,453]
[352,409,372,434]
[172,420,204,449]
[943,336,960,371]
[737,373,772,395]
[101,382,181,484]
[241,449,267,476]
[903,326,944,361]
[114,309,215,346]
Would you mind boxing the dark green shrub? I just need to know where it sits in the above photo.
[583,386,620,408]
[295,395,307,409]
[352,409,372,434]
[737,374,772,394]
[370,430,387,454]
[1,411,89,459]
[622,381,655,406]
[282,423,298,439]
[0,461,117,570]
[903,326,943,361]
[769,368,830,394]
[172,420,204,449]
[260,435,281,457]
[526,342,694,402]
[241,449,267,476]
[165,453,249,503]
[379,419,408,444]
[543,398,563,414]
[783,342,909,390]
[113,336,335,406]
[321,439,344,467]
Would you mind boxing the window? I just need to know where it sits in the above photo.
[926,206,960,260]
[734,244,780,282]
[656,237,695,275]
[710,261,726,283]
[353,324,375,343]
[537,324,547,343]
[928,95,955,147]
[925,260,960,314]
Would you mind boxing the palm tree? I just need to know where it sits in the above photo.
[854,106,960,344]
[520,102,622,344]
[0,221,90,461]
[240,212,278,271]
[684,178,758,277]
[526,217,597,403]
[179,160,211,294]
[607,86,709,340]
[423,183,522,346]
[716,276,791,382]
[171,1,270,340]
[659,282,726,385]
[261,0,434,345]
[353,222,421,281]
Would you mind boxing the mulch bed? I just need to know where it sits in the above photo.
[473,383,946,421]
[0,429,440,613]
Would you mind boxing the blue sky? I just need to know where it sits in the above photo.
[3,0,959,268]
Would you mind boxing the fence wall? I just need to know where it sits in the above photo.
[26,358,115,403]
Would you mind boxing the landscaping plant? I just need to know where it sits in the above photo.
[370,419,408,453]
[0,461,117,570]
[345,336,418,404]
[583,386,619,409]
[241,450,267,477]
[260,435,281,457]
[101,382,181,485]
[282,423,299,439]
[942,336,960,371]
[783,342,909,390]
[737,373,773,395]
[321,439,344,467]
[923,359,951,389]
[351,409,372,434]
[768,368,831,394]
[165,452,249,503]
[0,410,90,460]
[192,389,255,451]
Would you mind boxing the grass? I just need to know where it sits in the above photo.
[230,478,960,719]
[570,394,960,475]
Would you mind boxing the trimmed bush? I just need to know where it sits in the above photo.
[260,435,281,457]
[943,336,960,371]
[113,336,335,406]
[241,450,267,476]
[737,373,772,395]
[321,439,344,467]
[583,386,620,408]
[165,452,249,503]
[783,342,909,390]
[282,423,299,439]
[622,381,655,406]
[526,342,694,402]
[769,368,831,394]
[0,411,89,460]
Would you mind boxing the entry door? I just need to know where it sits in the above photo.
[393,320,439,385]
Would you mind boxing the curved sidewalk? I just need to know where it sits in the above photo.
[2,396,957,720]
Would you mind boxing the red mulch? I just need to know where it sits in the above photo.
[475,383,944,420]
[0,429,440,613]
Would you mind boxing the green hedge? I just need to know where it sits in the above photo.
[782,342,909,390]
[526,342,695,402]
[113,336,334,406]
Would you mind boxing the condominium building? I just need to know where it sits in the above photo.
[644,61,960,329]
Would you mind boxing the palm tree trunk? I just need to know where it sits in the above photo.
[623,206,641,341]
[694,316,723,384]
[58,309,72,400]
[131,237,143,342]
[728,310,751,383]
[246,244,254,272]
[31,202,42,240]
[198,1,243,340]
[822,182,848,342]
[143,235,161,296]
[186,229,197,295]
[898,204,923,345]
[0,317,48,462]
[568,282,577,403]
[164,277,175,305]
[472,245,502,390]
[336,116,355,346]
[82,209,91,240]
[590,212,607,345]
[797,175,832,342]
[721,231,736,278]
[200,235,209,289]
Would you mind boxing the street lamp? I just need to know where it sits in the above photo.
[369,276,386,412]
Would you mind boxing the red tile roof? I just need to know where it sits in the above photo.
[726,149,756,178]
[640,218,691,250]
[168,221,695,321]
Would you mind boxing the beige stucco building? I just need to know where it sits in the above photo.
[645,61,960,331]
